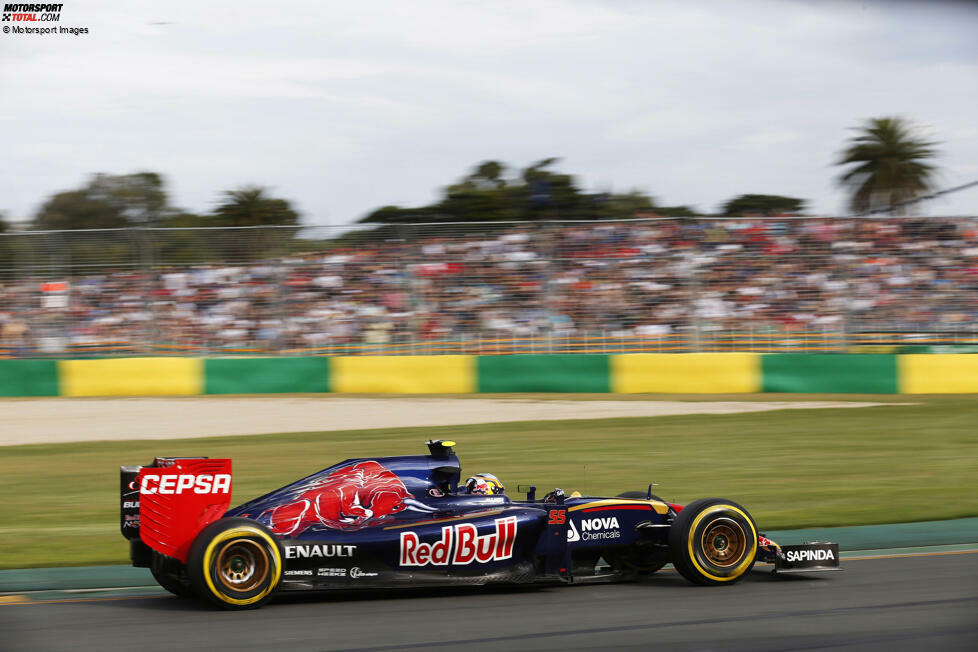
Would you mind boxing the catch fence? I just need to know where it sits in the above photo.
[1,217,976,357]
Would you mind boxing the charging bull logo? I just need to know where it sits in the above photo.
[261,461,434,535]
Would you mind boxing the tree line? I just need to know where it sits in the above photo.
[0,116,938,236]
[360,157,806,225]
[24,175,300,231]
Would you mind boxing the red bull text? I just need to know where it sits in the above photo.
[400,517,518,567]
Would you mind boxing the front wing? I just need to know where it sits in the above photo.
[758,539,841,574]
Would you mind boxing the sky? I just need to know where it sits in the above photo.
[2,0,977,226]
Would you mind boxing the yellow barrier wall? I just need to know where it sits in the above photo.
[58,358,204,397]
[611,353,761,393]
[331,355,476,393]
[898,354,978,393]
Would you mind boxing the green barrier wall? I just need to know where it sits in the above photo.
[0,360,59,396]
[477,354,610,393]
[204,358,330,394]
[762,354,898,394]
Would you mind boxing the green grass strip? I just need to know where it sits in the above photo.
[1,397,975,568]
[765,517,978,551]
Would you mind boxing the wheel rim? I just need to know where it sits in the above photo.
[700,517,747,567]
[216,539,269,593]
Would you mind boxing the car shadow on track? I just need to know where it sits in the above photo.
[749,564,831,583]
[93,582,552,613]
[94,567,824,613]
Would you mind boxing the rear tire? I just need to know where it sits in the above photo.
[150,554,195,597]
[668,498,757,586]
[187,517,284,610]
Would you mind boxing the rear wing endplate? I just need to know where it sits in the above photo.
[119,457,232,563]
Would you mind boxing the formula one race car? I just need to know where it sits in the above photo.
[119,441,839,609]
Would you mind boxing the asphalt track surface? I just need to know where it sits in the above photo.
[3,552,976,651]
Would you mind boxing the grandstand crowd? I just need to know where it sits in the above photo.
[1,217,976,355]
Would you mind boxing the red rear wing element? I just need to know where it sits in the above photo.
[137,459,232,562]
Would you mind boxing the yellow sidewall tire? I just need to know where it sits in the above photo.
[669,498,757,586]
[188,518,283,610]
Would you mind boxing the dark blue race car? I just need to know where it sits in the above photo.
[120,440,838,609]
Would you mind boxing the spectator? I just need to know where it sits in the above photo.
[1,216,975,356]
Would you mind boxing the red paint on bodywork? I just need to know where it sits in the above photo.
[262,461,416,535]
[581,505,654,513]
[137,459,232,563]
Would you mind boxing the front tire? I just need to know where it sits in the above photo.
[668,498,757,585]
[187,517,284,610]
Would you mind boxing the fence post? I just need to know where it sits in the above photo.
[840,222,853,352]
[132,227,157,356]
[50,230,70,358]
[690,265,702,354]
[271,226,290,355]
[539,220,555,355]
[399,223,422,356]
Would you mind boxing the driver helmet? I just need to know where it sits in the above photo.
[464,473,505,495]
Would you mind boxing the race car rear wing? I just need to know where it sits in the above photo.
[120,457,232,564]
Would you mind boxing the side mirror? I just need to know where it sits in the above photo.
[646,482,659,500]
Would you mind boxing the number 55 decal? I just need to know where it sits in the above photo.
[547,509,566,525]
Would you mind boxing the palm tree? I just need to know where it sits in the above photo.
[836,117,938,215]
[213,186,299,227]
[211,186,300,262]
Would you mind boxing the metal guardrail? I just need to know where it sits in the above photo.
[1,217,976,356]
